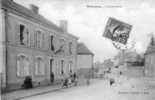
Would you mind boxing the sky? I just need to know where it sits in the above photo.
[14,0,155,62]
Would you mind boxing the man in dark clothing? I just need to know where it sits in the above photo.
[73,73,77,80]
[110,78,115,86]
[73,72,78,85]
[120,71,122,75]
[22,76,33,89]
[50,72,54,83]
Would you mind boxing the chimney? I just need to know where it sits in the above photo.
[60,20,68,32]
[30,4,39,14]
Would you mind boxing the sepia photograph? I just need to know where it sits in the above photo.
[0,0,155,100]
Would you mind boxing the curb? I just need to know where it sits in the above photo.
[2,85,62,100]
[15,84,85,100]
[2,80,89,100]
[15,87,61,100]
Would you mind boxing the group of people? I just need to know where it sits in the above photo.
[62,72,78,88]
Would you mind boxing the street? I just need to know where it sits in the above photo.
[21,77,155,100]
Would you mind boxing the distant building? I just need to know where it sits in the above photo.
[114,49,143,66]
[103,59,114,68]
[114,50,145,77]
[144,36,155,77]
[77,43,94,77]
[0,0,78,90]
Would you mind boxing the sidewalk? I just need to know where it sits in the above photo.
[1,78,100,100]
[2,84,62,100]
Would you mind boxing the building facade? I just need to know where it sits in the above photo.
[145,44,155,77]
[114,49,143,66]
[77,43,94,77]
[1,0,78,90]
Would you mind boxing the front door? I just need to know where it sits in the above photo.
[50,59,54,82]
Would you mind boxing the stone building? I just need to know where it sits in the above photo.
[0,0,78,90]
[114,49,143,66]
[114,50,145,77]
[144,35,155,77]
[77,43,94,77]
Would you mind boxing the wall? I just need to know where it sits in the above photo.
[112,65,144,78]
[124,66,144,77]
[0,6,7,88]
[77,55,93,69]
[145,53,155,77]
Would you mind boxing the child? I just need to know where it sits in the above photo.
[86,78,90,86]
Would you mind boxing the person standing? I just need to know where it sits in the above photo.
[50,72,54,84]
[86,78,90,86]
[85,72,91,86]
[109,78,115,86]
[73,72,78,86]
[73,72,77,80]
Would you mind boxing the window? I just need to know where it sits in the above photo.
[36,31,42,48]
[50,36,55,51]
[35,57,45,75]
[19,24,24,45]
[55,39,65,54]
[17,55,30,77]
[69,42,72,55]
[61,60,64,75]
[19,24,29,45]
[50,59,53,72]
[59,39,65,52]
[68,61,72,73]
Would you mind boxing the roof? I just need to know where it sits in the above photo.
[77,43,94,55]
[1,0,78,39]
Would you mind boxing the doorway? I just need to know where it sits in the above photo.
[50,59,54,83]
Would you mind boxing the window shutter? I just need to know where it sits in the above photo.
[23,58,26,76]
[26,28,30,47]
[68,63,70,73]
[34,31,37,48]
[21,57,25,77]
[24,58,30,76]
[36,31,42,48]
[36,32,39,48]
[23,28,27,46]
[35,61,38,75]
[48,35,51,50]
[39,33,43,48]
[39,32,42,48]
[42,33,45,49]
[16,24,20,45]
[41,61,45,75]
[30,30,33,48]
[17,57,20,76]
[38,59,41,75]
